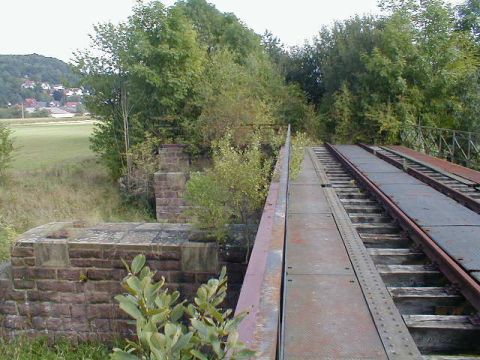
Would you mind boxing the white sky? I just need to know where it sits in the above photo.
[0,0,464,62]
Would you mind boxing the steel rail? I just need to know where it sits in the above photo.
[325,143,480,312]
[358,143,480,214]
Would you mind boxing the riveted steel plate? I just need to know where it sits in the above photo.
[423,226,480,272]
[288,184,331,214]
[380,183,480,226]
[366,172,422,185]
[287,213,354,275]
[283,274,387,360]
[389,145,480,184]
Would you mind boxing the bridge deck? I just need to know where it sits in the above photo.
[282,152,388,359]
[388,145,480,184]
[334,145,480,281]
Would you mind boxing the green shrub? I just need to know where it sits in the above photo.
[0,122,13,177]
[290,132,312,180]
[185,134,272,242]
[111,254,254,359]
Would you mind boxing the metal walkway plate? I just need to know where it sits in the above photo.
[282,150,421,360]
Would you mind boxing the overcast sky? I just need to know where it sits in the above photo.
[0,0,463,62]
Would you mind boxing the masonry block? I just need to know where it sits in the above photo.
[34,241,69,267]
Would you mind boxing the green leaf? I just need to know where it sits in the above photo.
[131,254,146,275]
[116,295,144,320]
[170,303,185,322]
[110,350,140,360]
[171,331,193,353]
[190,349,208,360]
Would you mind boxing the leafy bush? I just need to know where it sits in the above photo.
[0,123,13,177]
[185,134,272,242]
[111,254,254,359]
[290,133,313,180]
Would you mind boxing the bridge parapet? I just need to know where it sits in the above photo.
[234,126,290,358]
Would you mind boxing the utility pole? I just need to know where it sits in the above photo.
[21,102,24,119]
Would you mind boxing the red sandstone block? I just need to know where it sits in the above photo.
[111,319,135,333]
[26,268,56,280]
[12,266,27,279]
[147,251,181,261]
[102,249,143,260]
[86,304,115,319]
[45,317,63,330]
[59,293,86,304]
[62,319,89,332]
[86,268,125,281]
[90,318,111,332]
[27,290,58,302]
[11,246,34,257]
[10,257,26,266]
[36,280,76,293]
[32,316,46,330]
[69,249,103,259]
[70,258,113,268]
[5,290,26,301]
[13,279,35,289]
[85,291,113,304]
[3,315,29,329]
[57,269,83,281]
[0,301,17,315]
[85,281,123,294]
[70,305,87,320]
[149,260,181,271]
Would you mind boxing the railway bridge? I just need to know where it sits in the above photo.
[235,134,480,359]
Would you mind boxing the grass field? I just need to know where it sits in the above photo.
[0,120,153,261]
[10,121,95,171]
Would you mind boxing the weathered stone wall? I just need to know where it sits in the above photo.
[155,144,191,223]
[0,222,247,342]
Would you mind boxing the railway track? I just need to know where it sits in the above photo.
[312,145,480,359]
[359,144,480,214]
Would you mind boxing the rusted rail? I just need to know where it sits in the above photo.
[234,126,291,358]
[325,143,480,312]
[358,143,480,214]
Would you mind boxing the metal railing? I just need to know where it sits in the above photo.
[401,124,480,170]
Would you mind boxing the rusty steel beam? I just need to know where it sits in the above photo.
[325,143,480,312]
[358,143,480,214]
[235,126,291,358]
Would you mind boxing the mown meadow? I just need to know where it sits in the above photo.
[0,120,153,261]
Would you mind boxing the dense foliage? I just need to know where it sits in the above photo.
[285,0,480,143]
[112,255,254,359]
[185,133,275,241]
[0,54,78,106]
[75,0,315,179]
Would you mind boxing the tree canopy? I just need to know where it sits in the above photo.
[285,0,480,143]
[75,0,315,178]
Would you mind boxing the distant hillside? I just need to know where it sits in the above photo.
[0,54,79,106]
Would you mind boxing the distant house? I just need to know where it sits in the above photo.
[52,84,64,91]
[48,107,75,118]
[64,102,80,112]
[41,82,51,90]
[21,80,36,89]
[24,98,37,107]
